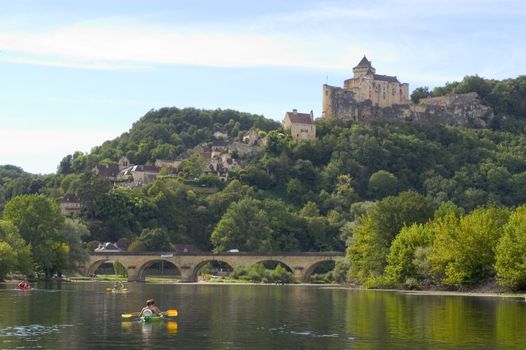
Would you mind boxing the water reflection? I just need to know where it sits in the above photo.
[0,283,525,349]
[166,321,178,335]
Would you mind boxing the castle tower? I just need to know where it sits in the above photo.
[322,55,409,118]
[352,56,376,78]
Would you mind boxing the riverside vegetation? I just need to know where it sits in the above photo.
[1,75,526,290]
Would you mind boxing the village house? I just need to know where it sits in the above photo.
[118,165,160,187]
[282,109,316,141]
[59,193,82,217]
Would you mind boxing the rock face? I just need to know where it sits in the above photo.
[325,91,495,128]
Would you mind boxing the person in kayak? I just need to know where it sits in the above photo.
[17,278,30,290]
[113,281,124,290]
[140,299,162,317]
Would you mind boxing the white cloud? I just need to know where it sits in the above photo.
[0,22,365,70]
[0,128,122,174]
[0,0,523,78]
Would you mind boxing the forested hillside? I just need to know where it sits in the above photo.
[2,75,526,288]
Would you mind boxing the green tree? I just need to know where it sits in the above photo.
[177,154,207,178]
[495,206,526,289]
[410,86,431,104]
[430,206,509,286]
[138,228,172,251]
[0,220,33,278]
[368,170,399,199]
[211,198,273,253]
[3,194,66,278]
[384,223,432,286]
[346,191,433,286]
[76,172,112,219]
[61,218,90,274]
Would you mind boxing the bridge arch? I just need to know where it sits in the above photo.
[302,258,339,282]
[136,259,181,282]
[87,258,127,277]
[188,258,236,282]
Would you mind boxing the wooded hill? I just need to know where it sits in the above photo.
[1,75,526,288]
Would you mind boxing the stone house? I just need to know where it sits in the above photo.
[283,109,316,142]
[118,165,160,187]
[60,193,82,217]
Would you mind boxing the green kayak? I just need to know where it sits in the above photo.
[140,315,164,323]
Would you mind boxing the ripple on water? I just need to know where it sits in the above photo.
[262,325,354,340]
[0,324,73,337]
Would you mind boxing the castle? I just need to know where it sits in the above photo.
[320,56,494,128]
[322,56,409,118]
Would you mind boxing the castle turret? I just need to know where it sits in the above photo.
[352,56,376,78]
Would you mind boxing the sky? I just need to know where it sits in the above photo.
[0,0,525,174]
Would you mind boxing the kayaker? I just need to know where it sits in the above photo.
[17,278,30,290]
[140,299,162,317]
[113,281,124,290]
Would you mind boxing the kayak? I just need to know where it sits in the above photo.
[111,288,128,293]
[140,315,164,323]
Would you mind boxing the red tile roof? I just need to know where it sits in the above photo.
[285,111,313,124]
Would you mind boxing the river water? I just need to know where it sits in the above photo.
[1,281,525,349]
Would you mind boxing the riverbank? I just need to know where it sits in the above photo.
[321,285,526,299]
[10,274,523,299]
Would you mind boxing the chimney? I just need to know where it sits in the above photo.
[292,109,297,114]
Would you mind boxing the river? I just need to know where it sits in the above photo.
[1,281,525,349]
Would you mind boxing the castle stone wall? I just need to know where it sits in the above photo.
[325,91,494,128]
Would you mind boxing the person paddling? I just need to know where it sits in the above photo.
[140,299,162,317]
[17,278,30,290]
[113,281,124,291]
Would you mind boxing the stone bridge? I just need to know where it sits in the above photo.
[85,251,345,283]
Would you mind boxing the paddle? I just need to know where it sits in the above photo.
[121,309,178,318]
[106,287,128,292]
[162,309,178,317]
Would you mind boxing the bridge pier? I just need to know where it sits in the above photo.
[293,267,306,283]
[179,265,196,283]
[127,265,140,282]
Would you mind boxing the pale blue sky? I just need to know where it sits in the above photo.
[1,0,525,174]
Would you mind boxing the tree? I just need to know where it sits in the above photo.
[346,214,388,285]
[368,170,399,199]
[430,206,509,286]
[495,206,526,289]
[0,220,33,278]
[410,86,431,104]
[346,191,433,286]
[3,194,66,278]
[211,198,274,253]
[61,218,90,274]
[177,154,207,178]
[138,228,172,251]
[76,172,112,219]
[384,223,432,286]
[57,154,73,175]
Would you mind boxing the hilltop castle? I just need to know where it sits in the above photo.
[322,56,409,118]
[320,56,494,128]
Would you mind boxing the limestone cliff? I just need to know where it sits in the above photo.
[324,91,494,128]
